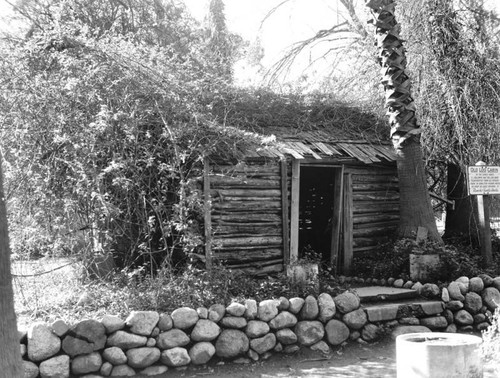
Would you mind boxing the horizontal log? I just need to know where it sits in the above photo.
[213,201,281,211]
[353,236,391,247]
[209,176,281,187]
[212,166,281,175]
[353,213,399,224]
[211,189,282,198]
[213,236,283,247]
[237,263,284,276]
[353,201,399,214]
[353,246,380,254]
[352,183,399,192]
[214,244,283,251]
[212,213,282,223]
[353,226,398,238]
[352,174,398,183]
[353,220,399,230]
[352,192,399,201]
[214,249,283,263]
[213,224,282,235]
[213,196,282,202]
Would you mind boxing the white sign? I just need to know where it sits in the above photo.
[467,166,500,195]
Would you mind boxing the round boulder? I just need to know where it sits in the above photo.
[454,310,474,326]
[469,277,484,293]
[299,295,319,320]
[318,293,336,323]
[447,282,465,301]
[258,299,279,322]
[333,292,360,314]
[102,346,127,365]
[226,302,246,317]
[269,311,298,330]
[156,329,189,349]
[276,328,297,345]
[71,352,102,375]
[27,322,61,362]
[171,307,199,330]
[250,333,276,354]
[39,355,70,378]
[482,287,500,311]
[191,319,220,342]
[189,342,216,365]
[126,347,161,369]
[160,347,191,367]
[215,329,249,358]
[294,321,325,346]
[464,292,483,314]
[125,311,159,336]
[342,309,368,330]
[324,319,349,346]
[246,320,270,338]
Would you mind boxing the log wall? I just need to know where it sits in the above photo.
[346,165,399,256]
[207,160,285,275]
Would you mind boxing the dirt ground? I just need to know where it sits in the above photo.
[142,336,499,378]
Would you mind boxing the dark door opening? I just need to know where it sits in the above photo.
[298,166,337,264]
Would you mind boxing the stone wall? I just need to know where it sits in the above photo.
[20,274,500,378]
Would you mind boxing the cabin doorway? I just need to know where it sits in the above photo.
[298,166,342,266]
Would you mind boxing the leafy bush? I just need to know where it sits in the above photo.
[353,237,485,282]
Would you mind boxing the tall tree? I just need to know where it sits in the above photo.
[365,0,442,242]
[0,155,22,376]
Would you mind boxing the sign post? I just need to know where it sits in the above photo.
[467,162,500,267]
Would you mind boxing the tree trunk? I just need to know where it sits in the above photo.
[443,162,478,241]
[0,156,22,376]
[365,0,442,243]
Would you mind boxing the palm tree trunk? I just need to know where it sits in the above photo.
[0,155,22,376]
[365,0,442,242]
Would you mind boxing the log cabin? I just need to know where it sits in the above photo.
[201,122,399,276]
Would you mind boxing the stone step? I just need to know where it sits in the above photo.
[362,299,445,323]
[354,286,419,303]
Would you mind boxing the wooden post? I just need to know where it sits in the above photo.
[203,158,213,270]
[477,193,492,267]
[281,160,290,265]
[343,173,353,274]
[330,167,344,274]
[290,160,300,263]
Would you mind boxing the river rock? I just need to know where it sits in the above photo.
[325,319,349,345]
[28,322,61,362]
[171,307,198,329]
[23,360,39,378]
[441,288,450,302]
[226,302,246,317]
[139,365,169,376]
[156,329,189,349]
[318,293,336,323]
[276,328,297,345]
[246,320,270,338]
[125,347,160,368]
[447,282,465,301]
[125,311,159,336]
[101,315,125,334]
[215,329,249,358]
[39,355,70,378]
[464,292,483,314]
[469,277,484,293]
[62,320,106,357]
[110,364,135,376]
[208,304,226,323]
[343,309,368,330]
[102,346,127,365]
[311,340,331,354]
[482,287,500,311]
[160,347,191,367]
[456,276,470,292]
[446,300,464,311]
[420,316,448,329]
[300,295,319,320]
[250,333,276,354]
[269,311,297,330]
[157,314,173,331]
[191,319,220,341]
[278,296,290,310]
[454,310,474,326]
[334,292,360,314]
[51,319,69,338]
[421,283,440,298]
[361,324,381,342]
[288,297,305,314]
[295,321,325,346]
[258,299,279,322]
[244,299,258,319]
[106,330,147,350]
[189,342,216,365]
[197,307,208,319]
[71,352,102,375]
[220,316,247,329]
[479,274,494,288]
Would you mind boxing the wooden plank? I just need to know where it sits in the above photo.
[203,158,213,270]
[212,213,282,223]
[353,213,399,224]
[353,202,399,214]
[209,176,281,188]
[353,236,391,247]
[213,201,281,211]
[343,173,353,275]
[212,236,283,247]
[352,183,399,191]
[213,196,282,202]
[312,142,334,156]
[352,192,399,201]
[211,189,281,198]
[281,160,290,265]
[330,167,344,273]
[290,160,300,262]
[214,249,283,263]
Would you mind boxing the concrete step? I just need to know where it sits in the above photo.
[354,286,419,303]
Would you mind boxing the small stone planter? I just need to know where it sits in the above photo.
[409,253,440,282]
[396,332,483,378]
